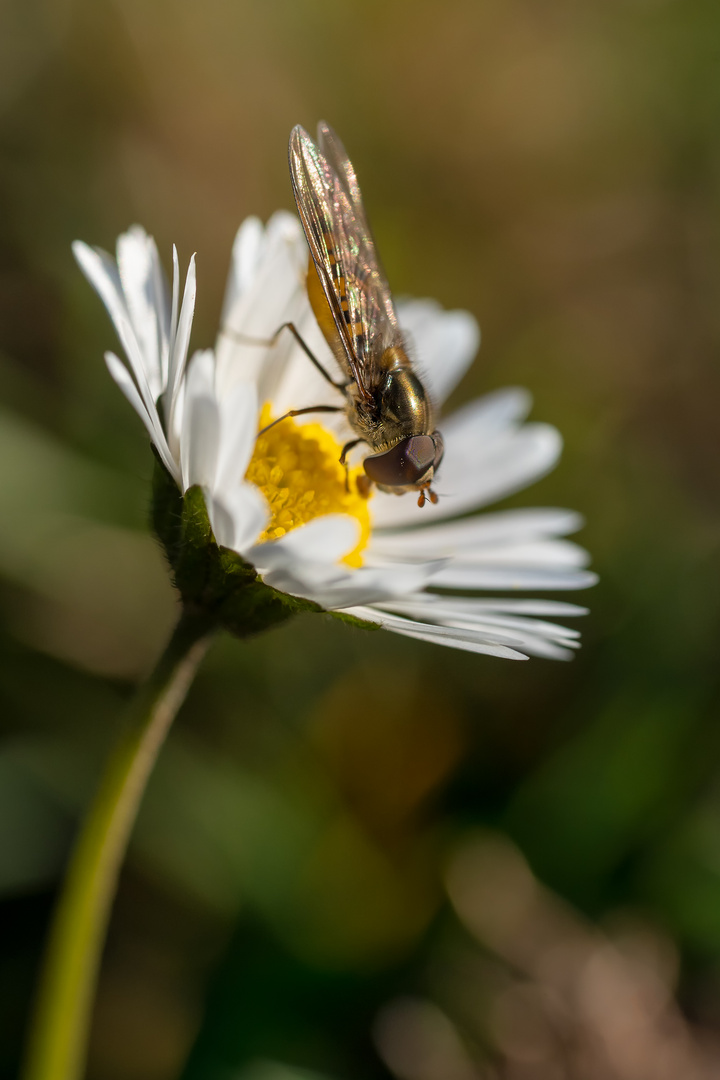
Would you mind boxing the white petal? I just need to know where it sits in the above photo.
[215,212,309,400]
[249,515,360,569]
[390,632,528,659]
[429,564,599,590]
[180,350,219,491]
[257,561,355,606]
[381,596,583,643]
[181,396,219,492]
[425,538,590,569]
[358,598,581,659]
[73,240,163,411]
[266,302,347,425]
[468,615,581,644]
[364,534,591,589]
[230,216,347,421]
[514,637,576,660]
[104,352,178,481]
[215,381,259,494]
[166,253,197,426]
[437,419,562,513]
[220,212,302,326]
[438,408,560,487]
[207,482,269,552]
[217,214,345,423]
[167,374,185,459]
[226,483,270,553]
[371,508,585,558]
[169,245,180,368]
[289,560,445,610]
[184,347,216,400]
[116,226,165,394]
[344,606,529,659]
[445,387,534,432]
[383,593,576,625]
[463,599,589,617]
[397,299,480,405]
[246,515,444,609]
[220,216,264,322]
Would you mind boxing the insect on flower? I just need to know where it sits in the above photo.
[264,122,444,508]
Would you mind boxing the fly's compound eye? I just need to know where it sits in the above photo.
[430,430,444,472]
[363,434,438,488]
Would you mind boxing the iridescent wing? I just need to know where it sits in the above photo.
[289,122,400,403]
[315,122,398,329]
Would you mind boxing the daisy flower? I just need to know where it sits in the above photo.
[73,213,596,660]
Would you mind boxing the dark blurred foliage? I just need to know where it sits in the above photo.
[2,1,720,1078]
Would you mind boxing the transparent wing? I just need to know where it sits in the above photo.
[315,122,398,329]
[289,123,399,401]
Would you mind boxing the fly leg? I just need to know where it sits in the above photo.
[220,322,349,391]
[417,484,439,508]
[339,438,365,493]
[356,475,373,500]
[257,405,343,439]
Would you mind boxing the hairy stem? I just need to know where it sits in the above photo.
[23,606,215,1080]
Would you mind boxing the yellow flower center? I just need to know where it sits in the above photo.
[245,404,372,568]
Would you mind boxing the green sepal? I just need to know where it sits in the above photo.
[214,542,324,638]
[151,459,326,638]
[328,610,381,632]
[151,452,184,566]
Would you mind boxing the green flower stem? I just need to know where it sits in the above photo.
[23,606,216,1080]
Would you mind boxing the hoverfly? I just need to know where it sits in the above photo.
[284,122,444,507]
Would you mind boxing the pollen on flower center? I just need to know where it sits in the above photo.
[246,404,372,567]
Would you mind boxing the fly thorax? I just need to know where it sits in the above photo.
[377,368,433,438]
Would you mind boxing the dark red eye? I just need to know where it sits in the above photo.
[363,435,437,487]
[430,430,444,471]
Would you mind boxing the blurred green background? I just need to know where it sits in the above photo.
[2,0,720,1077]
